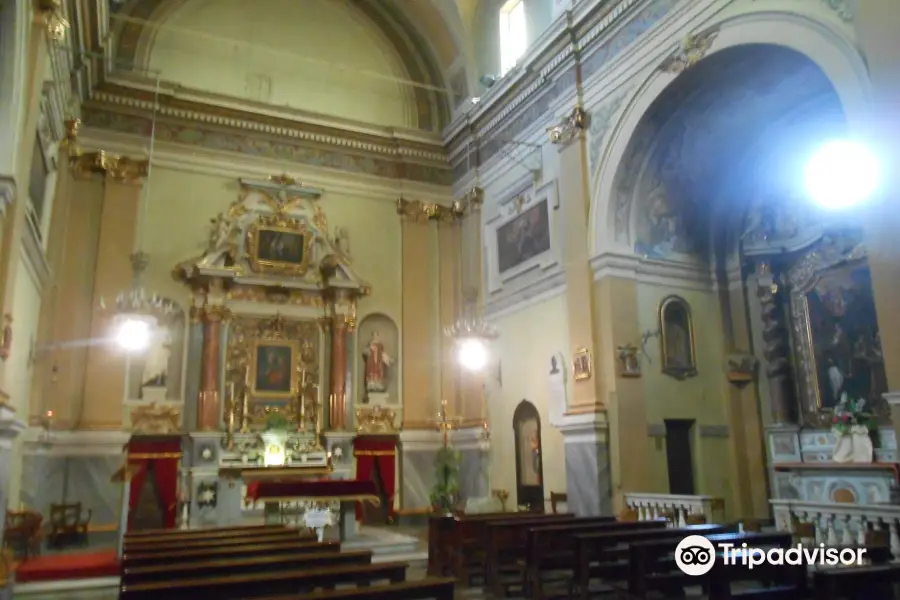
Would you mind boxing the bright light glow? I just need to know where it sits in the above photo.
[803,139,880,210]
[499,0,527,76]
[114,317,152,352]
[457,338,488,371]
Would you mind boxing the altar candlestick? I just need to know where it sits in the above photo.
[240,390,250,433]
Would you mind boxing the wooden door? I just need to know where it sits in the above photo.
[513,400,544,511]
[664,419,696,495]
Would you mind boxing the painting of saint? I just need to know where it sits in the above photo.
[496,200,551,273]
[253,343,294,396]
[660,296,697,378]
[257,229,306,265]
[806,264,885,410]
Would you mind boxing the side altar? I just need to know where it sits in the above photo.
[169,176,402,542]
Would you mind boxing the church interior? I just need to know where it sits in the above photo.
[0,0,899,598]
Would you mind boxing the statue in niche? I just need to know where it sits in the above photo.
[142,329,172,388]
[362,330,393,393]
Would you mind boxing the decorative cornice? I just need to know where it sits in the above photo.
[590,252,715,291]
[69,149,148,182]
[396,197,463,223]
[659,28,719,74]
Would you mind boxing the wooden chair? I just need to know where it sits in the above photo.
[2,510,42,560]
[549,492,567,514]
[48,502,91,549]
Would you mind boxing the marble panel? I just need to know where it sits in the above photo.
[459,449,488,500]
[401,449,435,510]
[21,455,121,526]
[564,441,613,516]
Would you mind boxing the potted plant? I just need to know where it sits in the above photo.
[429,445,461,515]
[832,394,877,463]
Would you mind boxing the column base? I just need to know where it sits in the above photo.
[558,413,612,517]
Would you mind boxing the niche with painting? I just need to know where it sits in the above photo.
[659,295,697,380]
[512,400,544,511]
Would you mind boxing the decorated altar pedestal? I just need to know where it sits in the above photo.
[245,479,380,541]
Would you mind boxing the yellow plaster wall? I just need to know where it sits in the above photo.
[636,283,736,515]
[487,294,569,506]
[146,0,414,128]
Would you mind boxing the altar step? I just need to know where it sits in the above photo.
[343,525,427,564]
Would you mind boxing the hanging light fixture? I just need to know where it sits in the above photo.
[99,76,176,352]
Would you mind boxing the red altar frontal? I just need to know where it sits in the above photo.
[125,435,183,531]
[245,479,380,504]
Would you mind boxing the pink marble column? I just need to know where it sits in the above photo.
[197,306,226,431]
[329,317,348,430]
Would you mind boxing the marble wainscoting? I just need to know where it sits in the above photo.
[0,405,26,543]
[559,414,613,516]
[398,428,490,511]
[19,429,131,528]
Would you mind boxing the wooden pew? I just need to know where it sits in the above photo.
[122,540,339,568]
[813,564,900,600]
[258,578,456,600]
[119,561,409,600]
[525,518,668,600]
[125,524,286,542]
[573,523,732,599]
[627,531,796,598]
[123,529,313,553]
[122,549,373,585]
[484,514,593,591]
[428,510,566,578]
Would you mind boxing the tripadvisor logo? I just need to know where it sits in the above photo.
[675,535,866,576]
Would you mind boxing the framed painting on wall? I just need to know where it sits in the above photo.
[496,199,551,274]
[248,218,314,275]
[250,340,300,399]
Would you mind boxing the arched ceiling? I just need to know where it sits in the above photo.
[111,0,471,130]
[619,44,845,259]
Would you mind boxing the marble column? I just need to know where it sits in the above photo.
[754,262,796,424]
[559,414,613,516]
[329,316,348,431]
[198,306,225,431]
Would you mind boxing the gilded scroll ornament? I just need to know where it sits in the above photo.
[356,405,397,434]
[131,402,181,434]
[548,107,588,145]
[396,198,464,223]
[37,0,69,42]
[70,150,149,182]
[660,29,719,74]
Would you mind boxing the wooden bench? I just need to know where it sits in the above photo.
[813,563,900,600]
[123,530,313,553]
[122,540,339,568]
[627,531,796,598]
[122,549,373,585]
[574,523,732,599]
[483,514,590,590]
[524,518,668,600]
[119,561,409,600]
[257,578,456,600]
[125,524,286,542]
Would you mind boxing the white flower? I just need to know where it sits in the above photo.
[333,447,343,458]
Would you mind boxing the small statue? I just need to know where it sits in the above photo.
[362,330,393,393]
[141,329,172,388]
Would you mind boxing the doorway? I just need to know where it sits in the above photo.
[513,400,544,511]
[664,419,696,495]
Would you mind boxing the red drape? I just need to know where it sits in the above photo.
[126,437,182,530]
[352,437,397,521]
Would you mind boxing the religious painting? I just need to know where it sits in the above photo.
[659,295,697,379]
[250,340,299,399]
[247,218,313,276]
[512,400,544,511]
[573,348,592,381]
[803,264,885,411]
[496,200,551,274]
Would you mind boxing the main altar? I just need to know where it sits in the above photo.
[143,176,405,544]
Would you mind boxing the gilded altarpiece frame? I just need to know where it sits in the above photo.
[787,234,889,428]
[246,214,315,276]
[226,314,321,430]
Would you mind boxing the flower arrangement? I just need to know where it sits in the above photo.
[429,445,461,515]
[264,411,290,432]
[831,394,876,436]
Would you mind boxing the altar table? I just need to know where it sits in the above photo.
[246,480,380,541]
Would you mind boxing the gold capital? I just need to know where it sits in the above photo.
[548,107,588,145]
[70,150,149,183]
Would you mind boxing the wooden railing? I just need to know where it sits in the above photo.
[771,499,900,557]
[623,493,725,526]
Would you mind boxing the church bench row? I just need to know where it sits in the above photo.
[813,563,900,600]
[427,510,568,578]
[257,578,457,600]
[121,549,373,585]
[122,539,339,568]
[123,529,314,553]
[118,560,409,600]
[124,524,286,542]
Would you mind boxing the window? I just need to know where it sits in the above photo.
[499,0,527,76]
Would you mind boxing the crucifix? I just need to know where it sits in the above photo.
[432,399,462,447]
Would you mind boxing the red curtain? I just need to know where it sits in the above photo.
[126,437,182,530]
[352,437,397,521]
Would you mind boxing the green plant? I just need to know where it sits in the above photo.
[429,445,461,514]
[832,396,876,436]
[264,412,290,432]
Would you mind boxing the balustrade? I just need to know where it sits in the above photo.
[771,499,900,558]
[623,493,724,527]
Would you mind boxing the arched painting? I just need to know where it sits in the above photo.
[513,400,544,511]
